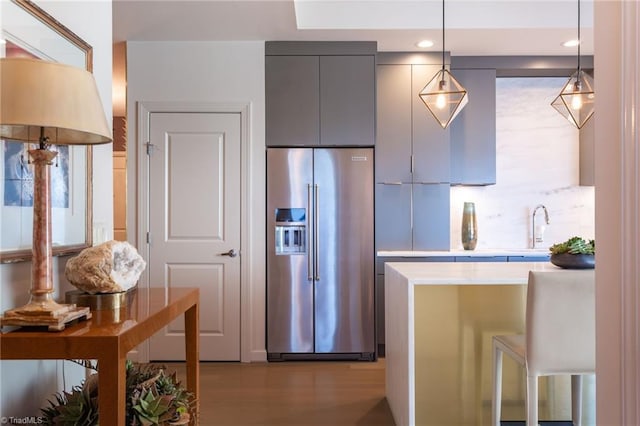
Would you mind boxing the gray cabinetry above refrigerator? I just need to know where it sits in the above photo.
[449,68,497,185]
[265,55,319,146]
[265,41,376,147]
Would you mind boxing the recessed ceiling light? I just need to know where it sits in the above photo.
[562,40,580,47]
[416,40,434,48]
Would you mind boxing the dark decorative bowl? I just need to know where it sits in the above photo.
[550,253,595,269]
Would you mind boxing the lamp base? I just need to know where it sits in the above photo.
[1,300,92,331]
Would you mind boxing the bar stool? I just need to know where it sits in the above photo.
[492,269,595,426]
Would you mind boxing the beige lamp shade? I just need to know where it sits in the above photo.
[0,57,112,145]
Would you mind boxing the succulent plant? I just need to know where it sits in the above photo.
[41,361,195,425]
[549,236,595,255]
[41,373,99,426]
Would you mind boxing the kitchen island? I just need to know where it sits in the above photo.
[385,261,575,426]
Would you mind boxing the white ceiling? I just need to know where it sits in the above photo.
[112,0,594,56]
[112,0,594,115]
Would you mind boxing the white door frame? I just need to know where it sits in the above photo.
[135,101,251,363]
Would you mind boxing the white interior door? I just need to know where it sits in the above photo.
[147,112,241,361]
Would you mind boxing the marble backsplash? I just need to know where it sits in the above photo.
[450,77,595,250]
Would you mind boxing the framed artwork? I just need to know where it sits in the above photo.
[0,0,94,262]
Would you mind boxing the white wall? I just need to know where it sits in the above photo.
[126,41,266,361]
[450,77,595,250]
[0,0,113,418]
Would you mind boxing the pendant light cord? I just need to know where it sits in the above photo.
[441,0,446,71]
[577,0,581,72]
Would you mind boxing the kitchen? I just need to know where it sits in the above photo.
[262,40,594,424]
[0,1,637,424]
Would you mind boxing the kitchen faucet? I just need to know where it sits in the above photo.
[532,204,550,249]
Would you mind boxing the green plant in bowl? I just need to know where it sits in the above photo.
[549,236,595,269]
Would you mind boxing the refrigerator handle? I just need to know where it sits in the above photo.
[314,183,320,281]
[307,183,314,281]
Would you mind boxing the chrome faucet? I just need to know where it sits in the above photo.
[532,204,550,249]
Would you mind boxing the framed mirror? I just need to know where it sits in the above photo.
[1,0,94,262]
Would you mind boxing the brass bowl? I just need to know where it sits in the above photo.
[65,288,137,310]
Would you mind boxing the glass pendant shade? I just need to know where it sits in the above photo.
[551,69,594,129]
[419,68,469,129]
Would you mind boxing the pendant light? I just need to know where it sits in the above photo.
[551,0,594,129]
[419,0,468,129]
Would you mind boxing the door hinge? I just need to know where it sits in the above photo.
[410,155,414,174]
[146,232,151,244]
[146,142,155,156]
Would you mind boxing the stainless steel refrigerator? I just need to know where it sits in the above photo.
[266,147,375,361]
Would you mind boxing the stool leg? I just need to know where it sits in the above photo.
[571,375,583,426]
[526,375,539,426]
[492,342,503,426]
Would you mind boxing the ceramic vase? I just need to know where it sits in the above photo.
[461,202,477,250]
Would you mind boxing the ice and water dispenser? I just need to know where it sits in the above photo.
[275,208,306,255]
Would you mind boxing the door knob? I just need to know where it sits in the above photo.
[220,249,238,258]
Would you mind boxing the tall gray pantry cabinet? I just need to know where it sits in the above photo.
[375,53,452,251]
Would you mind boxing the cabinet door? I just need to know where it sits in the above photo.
[455,256,507,262]
[412,183,450,250]
[375,183,412,250]
[320,55,375,146]
[265,55,319,146]
[411,64,451,183]
[376,64,412,183]
[450,68,497,185]
[579,116,595,186]
[507,255,550,262]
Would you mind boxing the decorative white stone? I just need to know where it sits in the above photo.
[65,240,146,294]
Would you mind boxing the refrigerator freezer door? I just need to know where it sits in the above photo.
[267,148,314,354]
[314,148,375,354]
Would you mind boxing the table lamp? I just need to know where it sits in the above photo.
[0,58,112,330]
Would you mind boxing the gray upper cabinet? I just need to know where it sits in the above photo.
[579,116,594,186]
[412,64,451,184]
[375,63,450,184]
[376,65,412,183]
[320,56,376,146]
[449,68,497,185]
[265,42,376,147]
[265,56,319,146]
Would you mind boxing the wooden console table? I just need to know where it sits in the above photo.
[0,287,199,425]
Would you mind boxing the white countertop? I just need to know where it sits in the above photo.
[378,249,551,257]
[385,261,561,285]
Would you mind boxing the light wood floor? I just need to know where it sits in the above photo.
[166,359,395,426]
